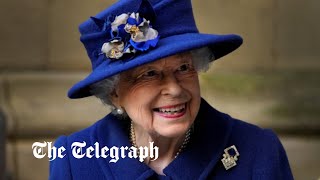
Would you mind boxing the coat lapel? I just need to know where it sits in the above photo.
[93,114,152,180]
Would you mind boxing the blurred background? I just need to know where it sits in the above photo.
[0,0,319,179]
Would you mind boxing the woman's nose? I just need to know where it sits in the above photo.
[161,73,183,97]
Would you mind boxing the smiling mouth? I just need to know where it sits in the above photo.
[153,103,186,116]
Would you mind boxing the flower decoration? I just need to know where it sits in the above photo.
[100,11,159,60]
[101,39,125,59]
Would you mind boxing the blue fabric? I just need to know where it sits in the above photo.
[67,0,243,99]
[49,99,293,180]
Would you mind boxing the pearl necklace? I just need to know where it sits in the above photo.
[130,122,192,159]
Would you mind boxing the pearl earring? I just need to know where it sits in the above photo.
[116,107,124,115]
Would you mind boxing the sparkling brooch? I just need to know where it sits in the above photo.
[221,145,240,170]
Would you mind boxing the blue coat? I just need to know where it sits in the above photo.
[49,99,293,180]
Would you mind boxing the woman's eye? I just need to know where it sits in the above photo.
[137,70,158,79]
[178,64,190,72]
[144,70,156,77]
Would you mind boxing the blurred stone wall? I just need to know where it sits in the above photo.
[0,0,319,179]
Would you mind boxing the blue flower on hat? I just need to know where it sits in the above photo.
[101,11,159,60]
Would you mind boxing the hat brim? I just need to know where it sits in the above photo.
[68,33,242,98]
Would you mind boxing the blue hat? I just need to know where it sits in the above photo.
[68,0,243,99]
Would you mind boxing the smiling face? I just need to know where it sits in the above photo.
[112,53,201,138]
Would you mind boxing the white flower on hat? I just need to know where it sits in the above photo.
[124,13,140,35]
[111,13,129,32]
[133,19,158,43]
[101,39,125,59]
[124,13,158,42]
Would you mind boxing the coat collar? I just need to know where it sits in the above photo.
[92,98,234,179]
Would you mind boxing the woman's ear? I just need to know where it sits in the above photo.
[110,89,120,107]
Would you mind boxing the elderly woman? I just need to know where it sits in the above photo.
[50,0,293,179]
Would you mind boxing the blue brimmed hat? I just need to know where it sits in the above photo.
[68,0,243,99]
